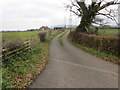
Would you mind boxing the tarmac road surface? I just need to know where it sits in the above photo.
[29,31,118,88]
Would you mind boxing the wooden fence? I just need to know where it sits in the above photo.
[1,40,31,61]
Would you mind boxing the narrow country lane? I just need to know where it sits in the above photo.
[29,32,118,88]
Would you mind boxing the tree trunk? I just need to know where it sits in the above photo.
[76,12,95,33]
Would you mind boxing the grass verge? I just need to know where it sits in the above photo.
[68,36,120,65]
[58,31,68,46]
[2,30,63,88]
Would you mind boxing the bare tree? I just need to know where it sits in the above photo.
[66,0,120,33]
[92,16,109,27]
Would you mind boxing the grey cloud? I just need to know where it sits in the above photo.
[1,0,117,30]
[1,0,69,30]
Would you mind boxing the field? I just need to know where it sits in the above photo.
[2,29,119,42]
[2,31,47,42]
[98,29,119,37]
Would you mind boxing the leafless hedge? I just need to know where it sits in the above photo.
[70,31,119,57]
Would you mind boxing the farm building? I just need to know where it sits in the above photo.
[39,26,50,31]
[54,27,63,30]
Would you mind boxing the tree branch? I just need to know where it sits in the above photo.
[70,9,82,17]
[97,12,118,24]
[98,1,120,11]
[77,1,88,14]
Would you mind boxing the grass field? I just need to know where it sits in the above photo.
[2,31,47,42]
[98,29,119,37]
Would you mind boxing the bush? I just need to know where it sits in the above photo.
[70,31,119,57]
[38,32,47,42]
[87,26,98,35]
[2,41,23,49]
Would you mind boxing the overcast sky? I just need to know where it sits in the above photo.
[0,0,118,31]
